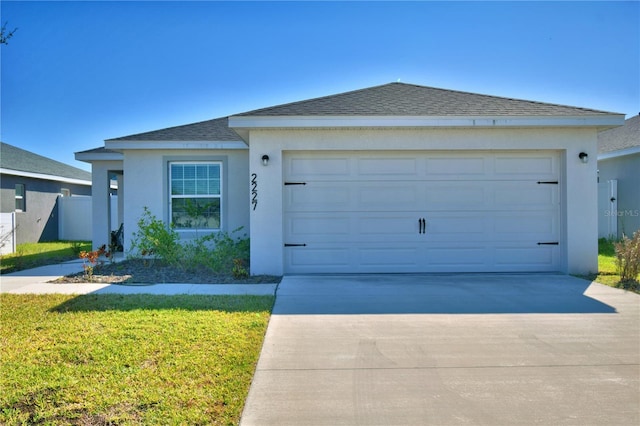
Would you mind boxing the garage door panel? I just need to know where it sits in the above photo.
[359,184,419,209]
[358,157,419,176]
[285,184,351,211]
[287,157,351,179]
[494,246,558,268]
[358,248,421,267]
[425,157,486,176]
[288,216,351,238]
[425,247,487,266]
[287,247,351,271]
[493,183,559,208]
[494,154,558,177]
[493,212,559,237]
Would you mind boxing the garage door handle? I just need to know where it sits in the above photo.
[418,218,426,234]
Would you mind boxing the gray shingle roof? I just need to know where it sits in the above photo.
[0,142,91,182]
[598,115,640,154]
[107,116,241,142]
[105,82,621,143]
[236,82,617,117]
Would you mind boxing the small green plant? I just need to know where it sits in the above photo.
[129,207,180,265]
[79,245,109,281]
[232,258,249,279]
[615,230,640,285]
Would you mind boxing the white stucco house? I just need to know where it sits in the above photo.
[597,114,640,239]
[76,83,624,276]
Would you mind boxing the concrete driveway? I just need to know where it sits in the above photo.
[240,274,639,426]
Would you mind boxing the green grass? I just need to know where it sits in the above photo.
[0,293,274,425]
[0,241,91,274]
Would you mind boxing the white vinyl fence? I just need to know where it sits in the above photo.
[0,212,16,255]
[58,195,119,241]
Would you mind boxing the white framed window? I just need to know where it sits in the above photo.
[15,184,25,212]
[169,162,222,230]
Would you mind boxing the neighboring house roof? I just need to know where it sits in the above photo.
[1,141,92,184]
[598,114,640,159]
[236,82,616,117]
[106,116,241,142]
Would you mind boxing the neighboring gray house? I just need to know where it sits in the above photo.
[0,142,92,244]
[597,114,640,239]
[77,82,624,275]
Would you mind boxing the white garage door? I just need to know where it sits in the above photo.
[283,151,562,274]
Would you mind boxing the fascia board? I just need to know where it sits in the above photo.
[74,151,124,162]
[0,168,92,186]
[598,146,640,161]
[104,140,249,150]
[228,115,625,129]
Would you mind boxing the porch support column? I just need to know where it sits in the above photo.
[91,163,111,250]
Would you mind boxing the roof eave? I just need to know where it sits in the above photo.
[104,140,248,150]
[229,114,625,131]
[0,168,92,186]
[598,146,640,161]
[75,151,124,163]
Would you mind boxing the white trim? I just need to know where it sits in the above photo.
[597,146,640,161]
[105,140,248,150]
[229,114,624,130]
[0,168,91,186]
[75,151,124,162]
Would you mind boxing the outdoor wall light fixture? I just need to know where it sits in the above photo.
[579,152,589,164]
[261,155,270,166]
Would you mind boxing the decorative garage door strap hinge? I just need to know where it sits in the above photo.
[537,181,559,184]
[537,242,559,245]
[284,182,307,186]
[284,243,307,247]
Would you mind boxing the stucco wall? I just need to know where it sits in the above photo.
[247,127,599,276]
[598,153,640,238]
[122,149,249,253]
[0,173,91,243]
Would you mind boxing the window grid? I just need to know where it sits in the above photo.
[169,162,222,230]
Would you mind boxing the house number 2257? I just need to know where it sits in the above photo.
[251,173,258,210]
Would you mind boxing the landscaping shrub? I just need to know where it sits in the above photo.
[129,207,181,265]
[129,207,250,275]
[615,230,640,284]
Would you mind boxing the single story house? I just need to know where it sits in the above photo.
[76,83,624,275]
[597,114,640,239]
[1,141,92,244]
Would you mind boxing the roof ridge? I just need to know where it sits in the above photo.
[237,82,399,116]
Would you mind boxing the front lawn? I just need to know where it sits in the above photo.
[0,293,274,425]
[0,241,91,274]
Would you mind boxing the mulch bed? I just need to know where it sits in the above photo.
[52,259,281,285]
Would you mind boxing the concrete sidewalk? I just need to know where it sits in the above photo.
[241,274,640,426]
[0,259,277,296]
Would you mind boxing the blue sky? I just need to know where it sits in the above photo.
[1,1,638,172]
